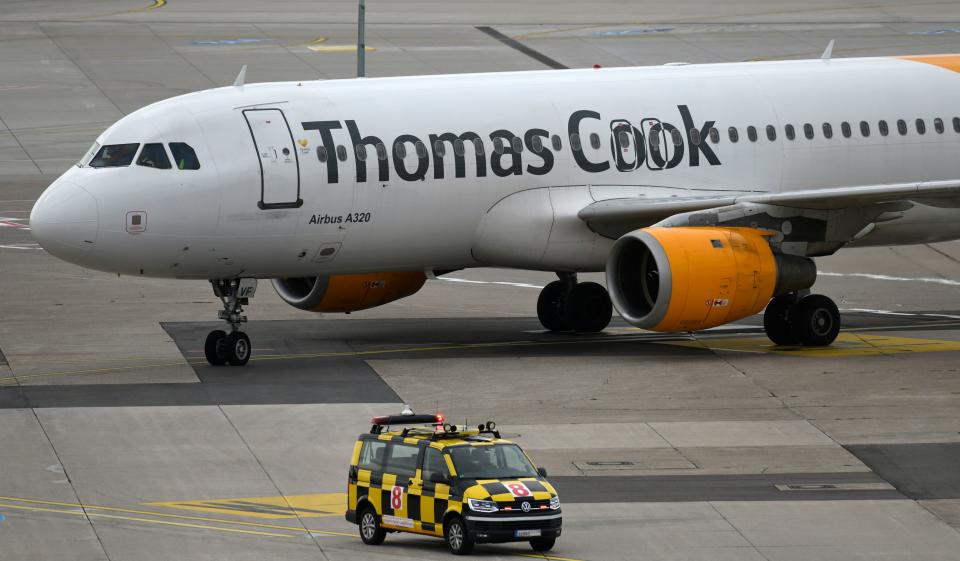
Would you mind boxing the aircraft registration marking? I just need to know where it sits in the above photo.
[147,493,346,520]
[664,332,960,357]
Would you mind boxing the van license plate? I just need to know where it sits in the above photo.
[515,529,541,538]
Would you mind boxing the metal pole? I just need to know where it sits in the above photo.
[357,0,365,77]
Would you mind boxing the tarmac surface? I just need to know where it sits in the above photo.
[3,2,960,560]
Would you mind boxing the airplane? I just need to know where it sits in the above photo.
[29,52,960,366]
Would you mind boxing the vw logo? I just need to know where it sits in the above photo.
[521,501,531,513]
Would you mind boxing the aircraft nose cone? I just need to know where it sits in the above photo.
[30,180,99,262]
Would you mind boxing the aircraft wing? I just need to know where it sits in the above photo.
[579,179,960,238]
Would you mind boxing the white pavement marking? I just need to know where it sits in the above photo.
[0,243,41,250]
[435,277,543,289]
[821,271,960,286]
[0,217,30,230]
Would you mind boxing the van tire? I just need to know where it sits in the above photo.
[530,537,556,552]
[444,515,474,555]
[358,505,386,545]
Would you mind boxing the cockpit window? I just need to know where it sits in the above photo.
[169,142,200,170]
[78,142,101,167]
[136,143,172,169]
[89,143,140,168]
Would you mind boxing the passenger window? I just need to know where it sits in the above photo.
[765,125,776,141]
[532,135,544,152]
[395,142,406,158]
[822,123,833,139]
[953,117,960,133]
[916,118,926,135]
[803,123,814,140]
[336,145,348,161]
[671,128,683,146]
[90,143,140,168]
[709,127,719,144]
[934,117,945,134]
[512,136,524,152]
[136,143,171,169]
[878,120,889,136]
[897,119,908,135]
[493,137,505,154]
[385,443,419,478]
[569,133,581,151]
[474,139,485,156]
[433,140,446,157]
[355,144,367,161]
[649,132,661,153]
[589,133,601,150]
[169,142,200,170]
[358,440,387,471]
[453,139,465,156]
[376,143,387,161]
[747,126,758,142]
[784,124,795,140]
[316,146,328,163]
[728,126,739,143]
[422,447,448,482]
[415,141,427,158]
[551,135,562,151]
[690,128,702,145]
[860,121,870,137]
[841,122,852,138]
[617,131,630,149]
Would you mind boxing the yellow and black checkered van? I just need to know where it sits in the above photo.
[345,413,561,555]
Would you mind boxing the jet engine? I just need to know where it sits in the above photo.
[606,227,816,332]
[271,272,427,313]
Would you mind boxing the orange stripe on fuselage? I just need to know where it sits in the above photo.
[900,54,960,73]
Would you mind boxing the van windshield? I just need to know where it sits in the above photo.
[449,444,538,480]
[89,143,140,168]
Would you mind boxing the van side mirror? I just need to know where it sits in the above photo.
[430,473,451,485]
[537,467,548,478]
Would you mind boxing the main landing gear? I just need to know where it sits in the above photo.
[763,291,841,346]
[537,272,612,333]
[205,279,257,366]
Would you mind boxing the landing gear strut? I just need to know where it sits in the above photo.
[536,272,612,333]
[763,291,841,346]
[205,279,256,366]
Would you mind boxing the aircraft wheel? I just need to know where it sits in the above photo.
[225,331,252,366]
[763,293,799,346]
[567,282,612,333]
[204,330,228,366]
[790,294,841,346]
[537,280,572,331]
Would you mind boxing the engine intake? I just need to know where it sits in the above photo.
[607,227,815,332]
[272,271,426,313]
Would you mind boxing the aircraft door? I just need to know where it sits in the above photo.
[243,108,303,209]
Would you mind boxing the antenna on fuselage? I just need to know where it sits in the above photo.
[821,40,835,61]
[357,0,366,77]
[233,64,247,87]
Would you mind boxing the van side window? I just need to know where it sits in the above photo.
[358,440,386,471]
[385,443,420,477]
[169,142,200,170]
[137,143,172,169]
[421,447,448,482]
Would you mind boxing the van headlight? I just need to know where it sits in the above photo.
[467,498,499,513]
[549,496,560,510]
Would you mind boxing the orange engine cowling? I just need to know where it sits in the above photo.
[606,227,816,332]
[271,272,427,313]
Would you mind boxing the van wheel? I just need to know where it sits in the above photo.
[444,516,474,555]
[358,506,386,545]
[530,537,556,552]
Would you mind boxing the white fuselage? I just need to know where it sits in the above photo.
[30,56,960,279]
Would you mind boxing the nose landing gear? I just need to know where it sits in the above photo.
[205,279,256,366]
[536,272,613,333]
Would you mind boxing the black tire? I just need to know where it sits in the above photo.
[567,281,612,333]
[537,281,572,332]
[444,516,474,555]
[790,294,841,346]
[763,293,798,346]
[358,506,386,545]
[530,537,556,552]
[225,331,251,366]
[204,330,228,366]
